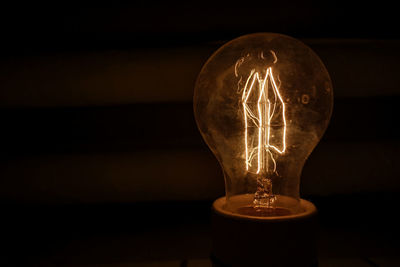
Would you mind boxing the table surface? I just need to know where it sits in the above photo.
[2,195,400,267]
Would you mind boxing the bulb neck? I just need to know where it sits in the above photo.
[253,177,276,208]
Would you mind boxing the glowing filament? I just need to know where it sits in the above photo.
[242,67,286,174]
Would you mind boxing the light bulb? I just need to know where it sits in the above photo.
[194,33,333,216]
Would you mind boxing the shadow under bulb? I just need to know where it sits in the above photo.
[193,33,333,267]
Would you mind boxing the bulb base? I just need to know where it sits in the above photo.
[211,196,318,267]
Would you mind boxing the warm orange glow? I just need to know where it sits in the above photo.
[241,66,286,174]
[194,33,334,213]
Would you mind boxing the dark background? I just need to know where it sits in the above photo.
[1,2,400,266]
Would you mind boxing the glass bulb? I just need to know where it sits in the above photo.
[194,33,333,216]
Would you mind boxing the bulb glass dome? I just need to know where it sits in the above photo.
[194,33,333,216]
